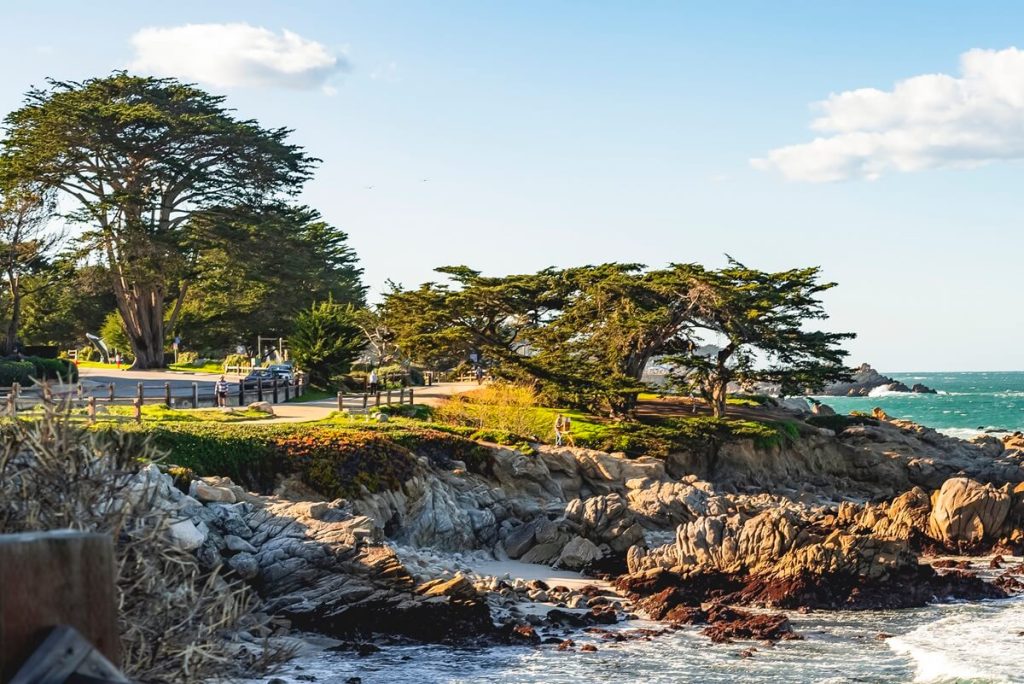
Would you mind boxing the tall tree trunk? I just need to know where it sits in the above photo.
[117,283,166,370]
[710,380,728,418]
[6,271,19,354]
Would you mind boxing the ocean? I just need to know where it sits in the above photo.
[269,371,1024,684]
[812,371,1024,438]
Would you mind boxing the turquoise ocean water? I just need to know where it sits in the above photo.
[812,371,1024,437]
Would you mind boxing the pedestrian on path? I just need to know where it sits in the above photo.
[369,369,379,394]
[215,375,230,408]
[554,414,565,446]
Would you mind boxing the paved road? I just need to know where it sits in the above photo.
[263,381,478,423]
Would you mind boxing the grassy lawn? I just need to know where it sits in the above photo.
[75,360,125,370]
[168,360,225,374]
[97,404,273,423]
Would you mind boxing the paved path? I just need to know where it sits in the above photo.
[77,368,479,424]
[260,381,478,423]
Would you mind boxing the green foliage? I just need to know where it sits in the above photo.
[223,353,248,369]
[176,350,199,365]
[19,259,115,347]
[433,383,551,439]
[289,299,364,389]
[178,204,365,351]
[99,311,132,358]
[664,259,853,417]
[2,73,316,367]
[0,360,34,385]
[76,346,96,361]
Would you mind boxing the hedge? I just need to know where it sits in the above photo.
[0,356,78,385]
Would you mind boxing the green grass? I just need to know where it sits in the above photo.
[285,388,335,403]
[168,360,225,373]
[75,360,125,370]
[100,404,273,423]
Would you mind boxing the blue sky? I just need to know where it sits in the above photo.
[2,1,1023,371]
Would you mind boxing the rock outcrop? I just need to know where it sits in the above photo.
[822,364,936,396]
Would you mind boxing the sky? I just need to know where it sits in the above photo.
[2,1,1023,371]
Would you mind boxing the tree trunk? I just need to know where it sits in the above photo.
[6,271,20,354]
[710,381,728,418]
[116,283,166,369]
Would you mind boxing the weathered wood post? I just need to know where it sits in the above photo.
[272,378,279,404]
[399,388,405,404]
[362,393,368,410]
[11,382,18,400]
[136,382,144,406]
[386,389,392,405]
[107,383,115,402]
[7,392,15,416]
[375,392,381,407]
[408,388,414,405]
[163,382,171,407]
[256,376,263,402]
[0,531,121,681]
[87,397,97,423]
[238,380,245,407]
[133,399,142,423]
[192,382,199,408]
[284,379,290,402]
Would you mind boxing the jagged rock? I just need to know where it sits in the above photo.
[224,534,258,554]
[190,480,237,504]
[928,477,1012,546]
[558,536,602,569]
[228,552,260,579]
[168,518,208,551]
[520,542,562,564]
[564,493,645,553]
[247,401,275,415]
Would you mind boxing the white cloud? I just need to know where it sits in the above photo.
[129,23,345,92]
[752,47,1024,181]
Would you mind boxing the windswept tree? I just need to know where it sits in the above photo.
[665,260,853,417]
[0,178,59,352]
[384,264,713,416]
[1,74,315,367]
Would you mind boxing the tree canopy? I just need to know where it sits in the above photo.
[1,73,316,367]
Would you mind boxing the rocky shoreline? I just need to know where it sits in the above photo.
[136,410,1024,672]
[821,363,937,396]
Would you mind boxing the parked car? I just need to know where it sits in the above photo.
[242,369,282,389]
[267,364,293,381]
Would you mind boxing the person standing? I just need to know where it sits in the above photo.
[215,375,230,408]
[475,367,484,385]
[369,369,379,394]
[554,414,565,446]
[562,414,574,446]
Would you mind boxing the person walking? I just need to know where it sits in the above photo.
[369,369,379,394]
[215,375,230,408]
[475,367,484,385]
[554,414,565,446]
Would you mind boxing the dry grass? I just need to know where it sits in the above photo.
[0,399,289,682]
[433,381,551,439]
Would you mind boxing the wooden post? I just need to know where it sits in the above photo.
[386,389,392,405]
[163,382,171,407]
[108,383,115,402]
[337,392,344,412]
[11,382,19,400]
[272,378,279,404]
[256,376,263,402]
[375,392,381,407]
[7,393,15,416]
[399,388,405,404]
[362,393,368,410]
[87,397,96,423]
[76,383,84,400]
[284,380,290,402]
[192,382,199,408]
[0,531,121,680]
[136,382,144,406]
[133,399,142,423]
[408,388,414,405]
[238,380,245,407]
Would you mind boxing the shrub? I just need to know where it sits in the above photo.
[806,414,878,434]
[0,360,35,385]
[77,345,96,361]
[100,310,133,357]
[289,300,364,389]
[224,353,249,369]
[434,382,550,439]
[0,356,78,385]
[176,350,199,365]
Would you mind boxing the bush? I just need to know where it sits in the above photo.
[0,356,78,385]
[77,346,96,362]
[434,382,550,439]
[100,310,133,358]
[289,300,364,389]
[805,414,878,434]
[176,350,199,365]
[224,353,249,369]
